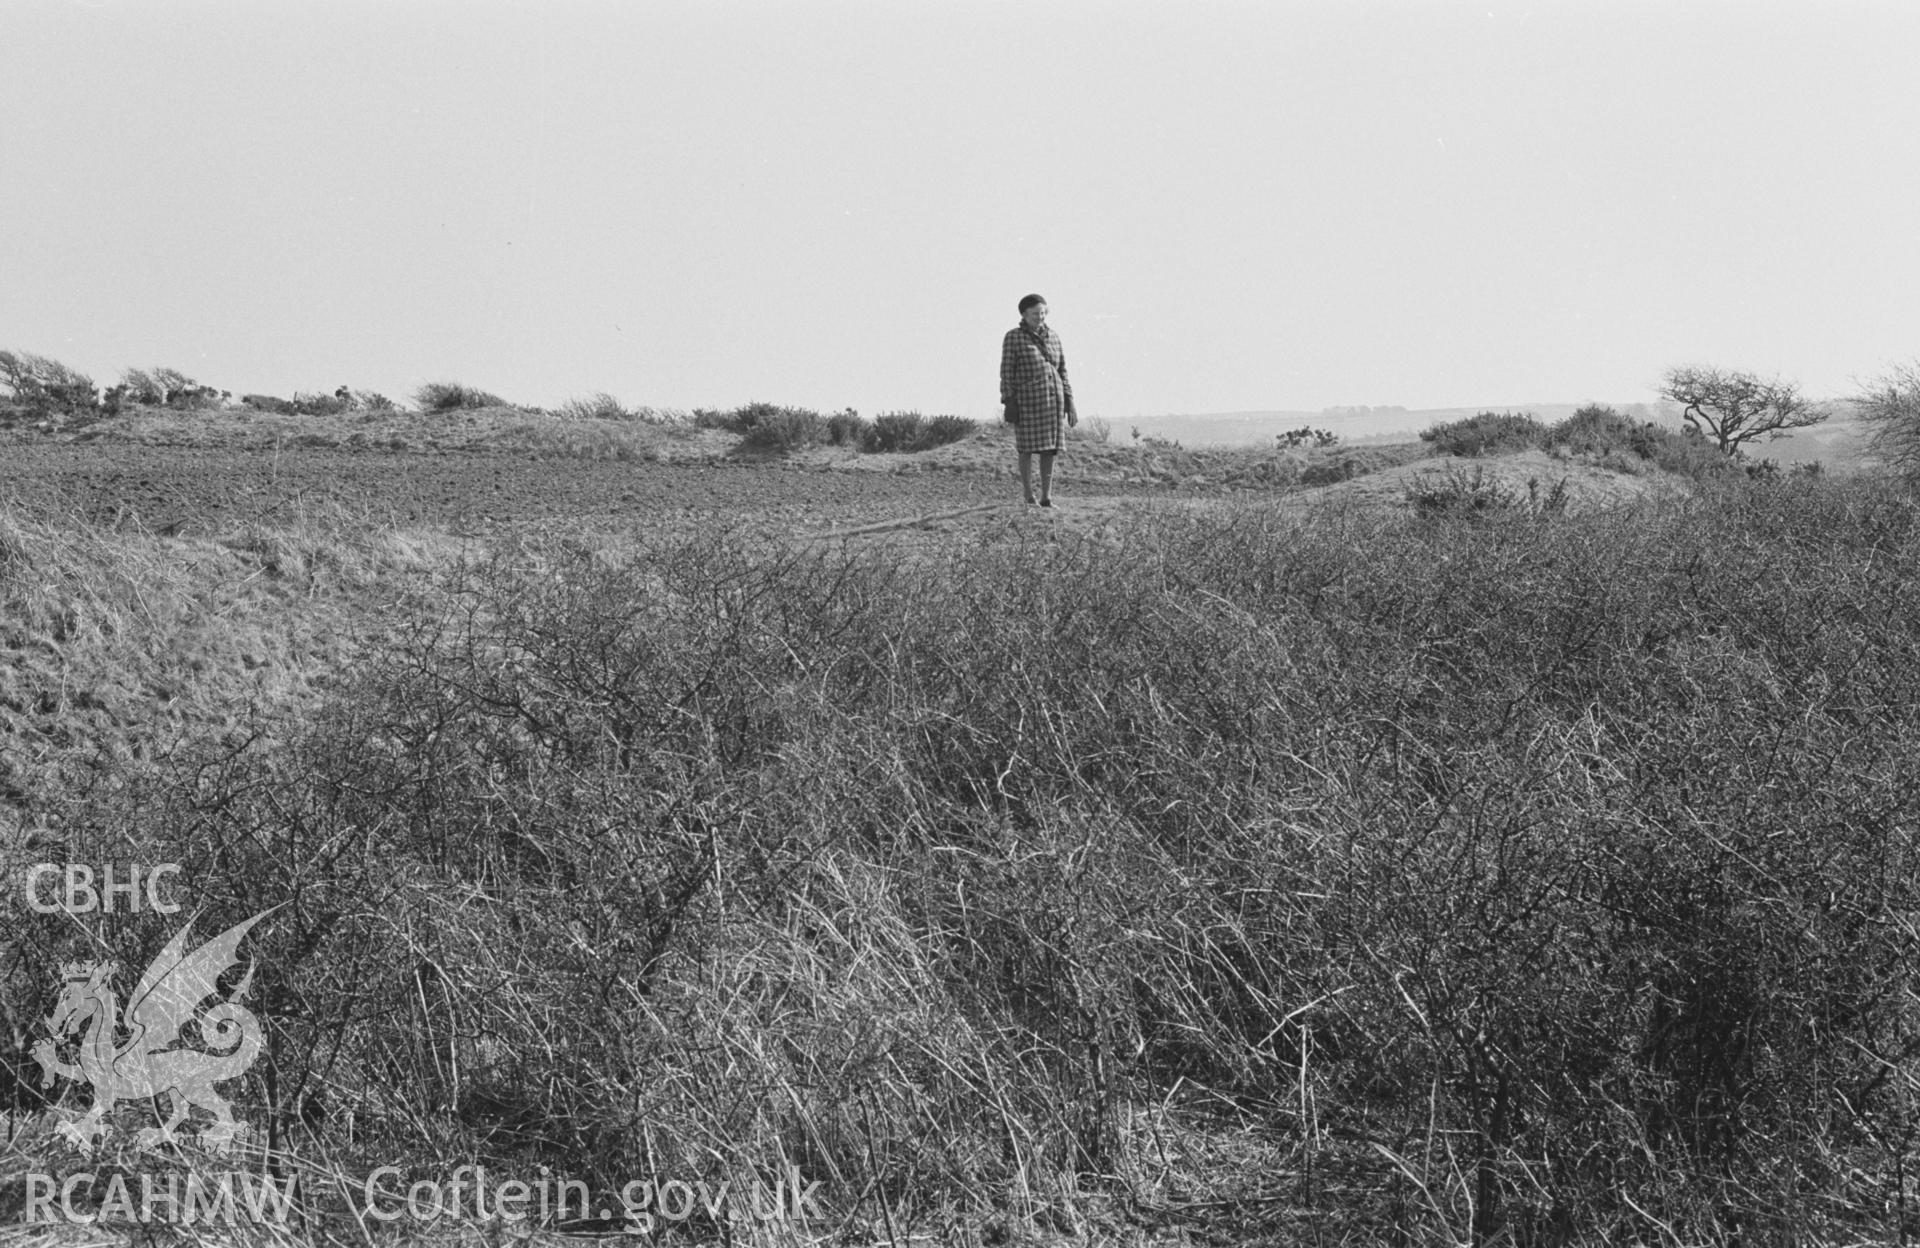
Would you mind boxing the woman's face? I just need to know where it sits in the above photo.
[1022,302,1048,330]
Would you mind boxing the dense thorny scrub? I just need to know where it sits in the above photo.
[8,473,1920,1244]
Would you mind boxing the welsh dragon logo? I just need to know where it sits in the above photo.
[31,909,274,1155]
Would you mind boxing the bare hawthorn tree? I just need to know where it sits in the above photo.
[1659,366,1826,454]
[1854,360,1920,476]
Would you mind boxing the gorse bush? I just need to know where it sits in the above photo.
[1404,464,1570,519]
[825,408,870,446]
[693,400,794,435]
[12,477,1920,1241]
[415,381,508,412]
[921,412,975,448]
[863,411,925,452]
[1419,404,1736,482]
[288,390,350,416]
[1546,404,1735,481]
[1544,402,1644,454]
[739,405,828,452]
[692,401,831,450]
[1421,409,1547,456]
[692,404,974,454]
[1276,425,1339,448]
[863,411,974,453]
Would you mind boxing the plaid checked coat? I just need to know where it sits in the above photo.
[1000,323,1075,454]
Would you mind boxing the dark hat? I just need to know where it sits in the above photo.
[1018,293,1047,313]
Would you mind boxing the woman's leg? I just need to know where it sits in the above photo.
[1039,451,1056,503]
[1019,451,1036,504]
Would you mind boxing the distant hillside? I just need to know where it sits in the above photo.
[1740,414,1876,471]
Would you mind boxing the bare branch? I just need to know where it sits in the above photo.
[1854,360,1920,476]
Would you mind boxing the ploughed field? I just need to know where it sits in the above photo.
[0,439,1028,535]
[0,413,1654,549]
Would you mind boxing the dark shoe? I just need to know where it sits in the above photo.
[1039,498,1054,508]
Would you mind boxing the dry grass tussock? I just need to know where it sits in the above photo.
[48,402,722,458]
[0,503,460,828]
[477,416,733,463]
[8,475,1920,1244]
[59,402,466,451]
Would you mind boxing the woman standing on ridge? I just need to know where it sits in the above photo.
[1000,293,1078,507]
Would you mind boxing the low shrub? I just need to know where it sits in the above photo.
[920,413,974,449]
[693,401,815,438]
[415,381,508,412]
[289,391,351,417]
[826,408,871,447]
[687,405,972,453]
[1642,430,1732,480]
[242,388,393,417]
[861,411,975,453]
[241,393,297,415]
[1291,448,1404,488]
[1546,404,1735,482]
[864,411,924,452]
[1405,464,1569,518]
[740,405,828,452]
[1544,403,1643,455]
[1405,463,1514,515]
[1421,409,1546,456]
[1276,425,1339,449]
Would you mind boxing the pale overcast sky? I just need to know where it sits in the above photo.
[3,1,1916,421]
